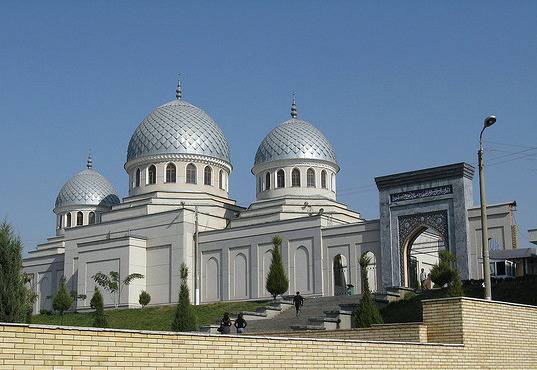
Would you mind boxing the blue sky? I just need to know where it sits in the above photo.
[1,1,536,254]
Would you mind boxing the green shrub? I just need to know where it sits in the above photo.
[352,253,383,328]
[265,236,289,300]
[171,263,198,332]
[139,290,151,308]
[90,287,107,328]
[430,250,458,288]
[52,277,73,325]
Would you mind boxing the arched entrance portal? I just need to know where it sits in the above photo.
[361,251,377,293]
[333,254,348,295]
[403,227,446,288]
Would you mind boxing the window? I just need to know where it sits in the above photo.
[186,163,197,184]
[135,169,141,187]
[265,172,271,190]
[258,176,262,193]
[58,215,62,228]
[88,212,95,225]
[66,213,71,227]
[331,173,335,191]
[277,169,285,188]
[219,170,224,189]
[291,168,301,187]
[321,170,327,189]
[204,166,212,186]
[76,211,83,226]
[165,163,176,183]
[307,168,315,187]
[148,165,157,185]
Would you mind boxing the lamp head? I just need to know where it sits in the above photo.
[484,115,496,128]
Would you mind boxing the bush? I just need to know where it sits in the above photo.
[265,236,289,300]
[171,263,198,332]
[352,253,383,328]
[52,277,73,325]
[430,250,458,288]
[90,287,107,328]
[39,309,53,316]
[139,290,151,308]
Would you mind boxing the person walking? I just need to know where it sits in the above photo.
[420,268,427,291]
[234,313,247,334]
[292,291,304,317]
[218,312,232,334]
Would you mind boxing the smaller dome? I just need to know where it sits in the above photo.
[55,168,120,211]
[254,118,338,167]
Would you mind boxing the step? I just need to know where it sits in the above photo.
[289,324,326,331]
[308,317,341,330]
[241,311,268,321]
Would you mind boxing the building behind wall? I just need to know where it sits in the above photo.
[23,84,522,312]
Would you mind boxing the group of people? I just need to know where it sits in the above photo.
[217,312,247,334]
[217,291,306,335]
[419,268,433,290]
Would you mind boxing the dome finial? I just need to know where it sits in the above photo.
[290,93,298,118]
[86,151,93,169]
[175,73,182,100]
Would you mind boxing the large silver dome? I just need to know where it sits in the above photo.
[55,168,120,211]
[254,118,338,167]
[127,99,231,164]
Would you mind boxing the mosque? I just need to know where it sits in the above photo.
[23,82,522,312]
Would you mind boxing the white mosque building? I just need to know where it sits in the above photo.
[23,82,521,312]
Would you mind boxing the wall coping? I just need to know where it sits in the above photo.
[422,296,537,310]
[0,322,463,348]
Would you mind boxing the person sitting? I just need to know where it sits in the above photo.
[234,313,247,334]
[217,312,232,334]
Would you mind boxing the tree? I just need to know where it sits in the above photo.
[0,221,32,323]
[430,250,458,288]
[92,271,144,308]
[139,290,151,308]
[52,277,73,325]
[352,253,383,328]
[265,236,289,300]
[171,263,197,332]
[90,287,107,328]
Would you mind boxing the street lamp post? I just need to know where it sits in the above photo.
[478,115,496,301]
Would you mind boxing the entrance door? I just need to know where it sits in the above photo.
[333,254,348,295]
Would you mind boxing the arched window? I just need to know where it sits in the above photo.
[321,170,327,189]
[277,169,285,188]
[204,166,212,186]
[265,172,271,190]
[58,214,62,229]
[307,168,316,187]
[135,169,141,187]
[219,170,224,189]
[165,163,176,183]
[291,168,301,187]
[66,213,71,227]
[258,176,262,193]
[147,165,157,185]
[88,212,95,225]
[186,163,197,184]
[76,211,83,226]
[331,173,336,191]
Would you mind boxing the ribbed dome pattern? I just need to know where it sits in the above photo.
[127,99,231,164]
[254,118,337,166]
[55,169,120,210]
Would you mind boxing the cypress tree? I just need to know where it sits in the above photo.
[265,236,289,300]
[352,253,383,328]
[52,276,72,325]
[90,287,107,328]
[0,221,29,323]
[171,263,198,332]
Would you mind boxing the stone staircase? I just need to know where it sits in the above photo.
[199,290,403,334]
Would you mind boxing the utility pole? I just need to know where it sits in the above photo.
[194,205,200,305]
[478,115,497,301]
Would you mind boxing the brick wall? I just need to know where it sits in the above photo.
[247,322,428,343]
[0,297,536,369]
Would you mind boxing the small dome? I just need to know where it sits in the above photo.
[55,168,120,211]
[254,118,337,167]
[127,99,231,164]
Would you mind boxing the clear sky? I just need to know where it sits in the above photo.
[1,1,536,254]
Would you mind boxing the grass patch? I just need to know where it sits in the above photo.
[32,300,268,331]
